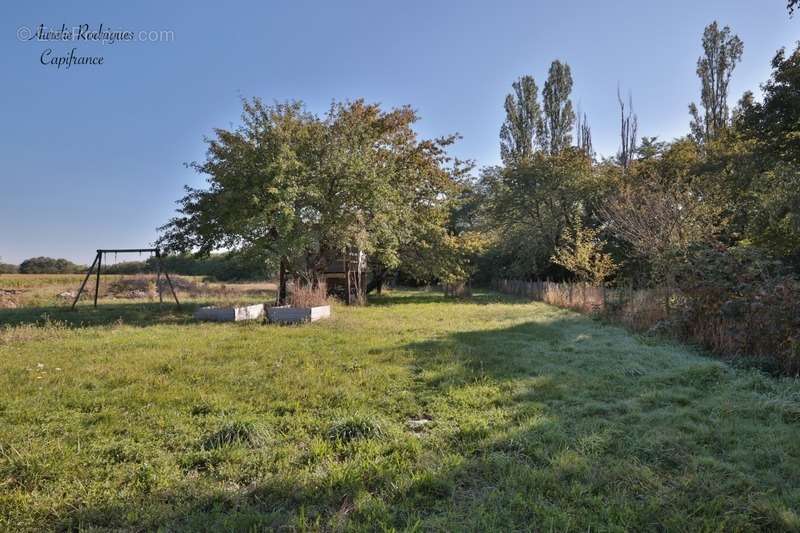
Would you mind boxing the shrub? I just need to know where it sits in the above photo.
[676,244,800,375]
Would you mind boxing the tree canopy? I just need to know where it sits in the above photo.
[160,98,471,297]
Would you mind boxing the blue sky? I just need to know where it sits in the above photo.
[1,0,796,264]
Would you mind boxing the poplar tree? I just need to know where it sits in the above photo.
[617,89,638,172]
[540,60,575,155]
[499,75,542,166]
[688,21,743,144]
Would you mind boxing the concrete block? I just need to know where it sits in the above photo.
[267,304,331,324]
[194,303,265,322]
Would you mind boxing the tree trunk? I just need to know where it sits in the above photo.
[278,257,287,305]
[366,268,387,295]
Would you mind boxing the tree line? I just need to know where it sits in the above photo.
[470,20,798,288]
[0,257,85,274]
[464,21,799,374]
[0,253,267,281]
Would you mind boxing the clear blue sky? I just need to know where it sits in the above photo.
[1,0,796,264]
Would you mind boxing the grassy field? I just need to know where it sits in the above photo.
[1,288,799,531]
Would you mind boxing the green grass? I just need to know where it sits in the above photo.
[1,290,799,531]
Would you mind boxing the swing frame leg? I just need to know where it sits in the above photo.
[155,254,163,306]
[71,252,100,310]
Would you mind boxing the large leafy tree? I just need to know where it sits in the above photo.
[160,98,462,301]
[689,21,744,144]
[736,43,800,263]
[159,100,312,301]
[738,43,800,166]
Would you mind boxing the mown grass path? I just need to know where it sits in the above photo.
[1,291,799,531]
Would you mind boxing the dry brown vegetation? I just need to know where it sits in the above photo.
[493,278,799,375]
[289,281,329,307]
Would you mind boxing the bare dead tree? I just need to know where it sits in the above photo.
[617,88,638,173]
[575,107,593,157]
[599,184,722,284]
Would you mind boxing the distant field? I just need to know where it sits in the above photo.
[1,289,799,531]
[0,273,95,289]
[0,273,275,311]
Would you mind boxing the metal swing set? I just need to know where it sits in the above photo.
[70,248,180,310]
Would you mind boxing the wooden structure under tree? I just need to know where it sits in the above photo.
[70,248,180,310]
[323,248,367,305]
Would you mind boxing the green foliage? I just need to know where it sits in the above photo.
[17,257,83,274]
[734,42,800,263]
[601,139,726,284]
[551,212,618,285]
[747,164,800,260]
[161,98,463,290]
[480,149,609,280]
[0,261,17,274]
[101,260,149,275]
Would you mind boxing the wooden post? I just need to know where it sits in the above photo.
[155,254,163,306]
[71,252,99,310]
[345,250,351,306]
[93,251,102,308]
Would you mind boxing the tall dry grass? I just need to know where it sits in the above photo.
[492,279,667,321]
[493,278,800,376]
[290,281,329,307]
